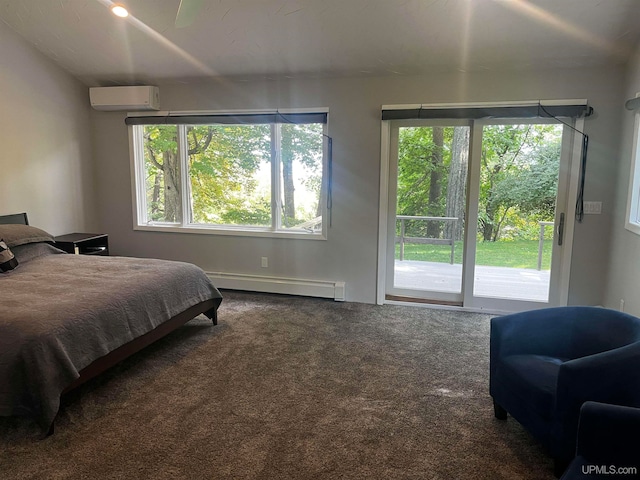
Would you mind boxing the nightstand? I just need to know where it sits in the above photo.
[54,233,109,256]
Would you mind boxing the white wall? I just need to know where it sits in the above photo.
[604,46,640,317]
[91,66,623,304]
[0,21,95,235]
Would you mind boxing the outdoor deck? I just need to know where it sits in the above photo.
[394,260,550,302]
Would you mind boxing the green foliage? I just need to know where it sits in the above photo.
[491,141,560,218]
[397,123,562,243]
[497,210,555,240]
[221,201,271,226]
[397,127,453,237]
[143,125,178,222]
[281,124,323,167]
[141,122,323,227]
[187,124,271,226]
[398,127,448,215]
[280,123,324,224]
[478,124,561,241]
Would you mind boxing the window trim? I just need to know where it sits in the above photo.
[625,106,640,236]
[128,108,329,240]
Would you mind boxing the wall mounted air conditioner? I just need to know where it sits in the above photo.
[89,86,160,111]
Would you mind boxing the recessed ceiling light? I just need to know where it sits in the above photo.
[111,4,129,18]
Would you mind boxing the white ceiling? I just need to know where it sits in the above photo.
[1,0,639,86]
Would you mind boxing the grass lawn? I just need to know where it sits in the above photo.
[396,239,552,270]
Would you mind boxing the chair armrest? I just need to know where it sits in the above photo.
[550,342,640,459]
[556,342,640,407]
[576,401,640,464]
[490,307,585,360]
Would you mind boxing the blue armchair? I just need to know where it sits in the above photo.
[560,401,640,479]
[490,306,640,472]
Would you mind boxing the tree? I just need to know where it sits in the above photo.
[427,127,444,237]
[478,124,560,241]
[279,123,324,227]
[188,124,270,225]
[397,127,449,237]
[142,122,323,228]
[444,127,469,241]
[143,124,269,224]
[397,126,471,240]
[144,125,181,222]
[396,123,562,245]
[492,141,561,218]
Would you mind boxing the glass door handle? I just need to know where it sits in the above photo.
[557,213,565,246]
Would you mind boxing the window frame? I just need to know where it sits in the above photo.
[626,105,640,236]
[128,109,329,240]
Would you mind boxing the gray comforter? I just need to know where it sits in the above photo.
[0,243,222,430]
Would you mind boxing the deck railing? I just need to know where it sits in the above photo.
[537,221,554,270]
[397,216,551,269]
[396,215,459,264]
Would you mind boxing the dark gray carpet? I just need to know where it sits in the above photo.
[0,291,554,479]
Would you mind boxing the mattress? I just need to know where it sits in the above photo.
[0,241,222,429]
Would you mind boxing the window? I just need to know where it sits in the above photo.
[626,109,640,235]
[128,111,328,238]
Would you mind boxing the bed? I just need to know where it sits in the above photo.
[0,213,223,433]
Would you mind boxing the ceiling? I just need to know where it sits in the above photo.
[1,0,639,86]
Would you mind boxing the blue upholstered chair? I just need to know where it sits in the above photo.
[490,306,640,473]
[560,401,640,479]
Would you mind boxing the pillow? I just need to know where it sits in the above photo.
[11,242,65,263]
[0,239,19,272]
[0,224,54,247]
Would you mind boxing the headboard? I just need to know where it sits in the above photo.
[0,213,29,225]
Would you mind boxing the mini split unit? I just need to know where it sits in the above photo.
[89,86,160,111]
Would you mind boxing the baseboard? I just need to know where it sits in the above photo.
[206,272,346,301]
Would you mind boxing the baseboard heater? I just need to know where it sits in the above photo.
[206,272,346,301]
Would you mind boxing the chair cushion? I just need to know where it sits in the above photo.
[499,354,567,419]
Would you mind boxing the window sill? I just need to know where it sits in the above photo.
[133,223,327,240]
[625,221,640,237]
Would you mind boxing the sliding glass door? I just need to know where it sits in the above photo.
[385,120,470,305]
[383,116,579,312]
[463,119,572,311]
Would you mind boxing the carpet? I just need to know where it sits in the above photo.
[0,291,554,479]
